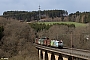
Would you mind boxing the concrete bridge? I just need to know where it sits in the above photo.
[35,44,90,60]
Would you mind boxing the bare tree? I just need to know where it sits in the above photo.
[0,18,38,59]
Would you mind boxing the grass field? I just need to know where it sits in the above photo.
[37,22,88,27]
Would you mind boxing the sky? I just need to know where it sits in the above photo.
[0,0,90,15]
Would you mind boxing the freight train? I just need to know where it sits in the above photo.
[35,37,63,48]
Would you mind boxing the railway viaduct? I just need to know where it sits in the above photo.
[35,44,90,60]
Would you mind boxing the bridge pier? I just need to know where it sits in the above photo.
[42,51,45,60]
[39,49,41,60]
[62,55,68,60]
[48,52,51,60]
[54,54,59,60]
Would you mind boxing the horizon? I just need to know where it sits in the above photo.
[2,9,90,15]
[0,0,90,15]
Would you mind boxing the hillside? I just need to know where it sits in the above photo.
[0,17,38,60]
[0,17,90,60]
[1,10,90,23]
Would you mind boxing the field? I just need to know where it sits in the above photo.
[37,22,88,27]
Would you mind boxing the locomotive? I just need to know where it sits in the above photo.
[35,37,63,48]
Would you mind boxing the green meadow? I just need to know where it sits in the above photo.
[37,22,88,27]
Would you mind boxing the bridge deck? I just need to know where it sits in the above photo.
[35,44,90,60]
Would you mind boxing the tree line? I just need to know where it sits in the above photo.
[69,11,90,23]
[2,10,68,21]
[29,23,75,32]
[2,10,90,23]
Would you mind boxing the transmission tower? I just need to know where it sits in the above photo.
[39,5,41,20]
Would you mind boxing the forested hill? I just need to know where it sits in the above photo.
[2,10,90,23]
[2,10,68,21]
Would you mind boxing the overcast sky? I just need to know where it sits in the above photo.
[0,0,90,15]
